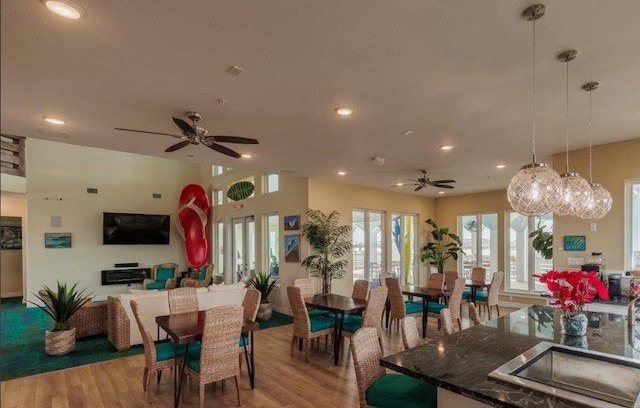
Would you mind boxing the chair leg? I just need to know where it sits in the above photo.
[290,335,296,357]
[239,353,243,372]
[457,318,462,332]
[325,335,329,350]
[305,338,310,363]
[157,369,162,385]
[143,368,149,391]
[488,305,492,320]
[199,384,205,408]
[496,304,501,317]
[234,375,241,406]
[378,336,384,355]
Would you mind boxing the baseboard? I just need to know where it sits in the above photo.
[498,301,529,309]
[1,292,22,299]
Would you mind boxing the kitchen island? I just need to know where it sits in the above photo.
[381,305,640,408]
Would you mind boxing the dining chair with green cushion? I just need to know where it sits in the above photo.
[239,287,261,370]
[468,302,481,326]
[400,316,421,350]
[341,286,388,355]
[180,304,244,408]
[182,264,215,288]
[294,277,331,318]
[287,285,335,363]
[477,271,504,319]
[351,327,437,408]
[440,308,454,336]
[462,267,488,300]
[143,263,178,290]
[385,277,421,331]
[428,278,465,331]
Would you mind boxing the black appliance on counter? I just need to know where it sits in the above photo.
[608,273,622,300]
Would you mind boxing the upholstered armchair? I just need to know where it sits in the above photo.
[182,264,215,288]
[143,263,178,290]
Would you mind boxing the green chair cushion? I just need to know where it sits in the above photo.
[239,334,250,348]
[156,267,175,282]
[474,291,488,301]
[146,281,166,290]
[366,373,437,408]
[185,355,200,373]
[427,303,447,314]
[310,315,335,332]
[341,315,363,333]
[404,301,423,315]
[462,289,471,300]
[155,342,187,361]
[198,267,207,281]
[308,309,332,318]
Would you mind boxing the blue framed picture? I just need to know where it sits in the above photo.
[45,232,72,249]
[284,234,300,262]
[284,215,300,231]
[564,235,586,251]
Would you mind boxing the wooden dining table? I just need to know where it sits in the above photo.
[401,285,445,338]
[156,311,259,408]
[465,279,491,303]
[304,294,367,365]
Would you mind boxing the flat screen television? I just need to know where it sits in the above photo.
[103,212,170,245]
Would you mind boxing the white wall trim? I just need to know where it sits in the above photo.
[1,292,23,298]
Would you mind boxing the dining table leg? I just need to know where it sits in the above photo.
[242,332,256,389]
[333,311,344,365]
[422,298,428,338]
[174,342,189,408]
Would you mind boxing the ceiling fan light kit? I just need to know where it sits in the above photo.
[507,4,562,217]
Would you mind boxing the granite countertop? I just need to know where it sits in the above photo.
[381,305,640,408]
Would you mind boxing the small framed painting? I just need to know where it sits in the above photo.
[284,234,300,263]
[564,235,586,251]
[45,232,72,249]
[284,215,300,231]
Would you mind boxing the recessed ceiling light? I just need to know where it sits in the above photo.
[495,164,506,169]
[43,117,66,125]
[334,107,353,116]
[241,154,252,159]
[438,191,446,195]
[41,0,85,19]
[401,130,414,136]
[395,182,404,186]
[337,171,347,176]
[439,144,453,151]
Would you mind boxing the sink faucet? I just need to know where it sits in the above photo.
[628,297,640,327]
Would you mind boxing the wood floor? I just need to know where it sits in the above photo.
[1,307,514,408]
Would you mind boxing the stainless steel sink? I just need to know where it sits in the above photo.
[489,341,640,408]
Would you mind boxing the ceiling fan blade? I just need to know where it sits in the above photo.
[432,184,455,189]
[204,141,242,158]
[210,135,259,144]
[172,117,196,135]
[414,186,424,192]
[431,179,456,184]
[114,127,183,138]
[164,140,191,152]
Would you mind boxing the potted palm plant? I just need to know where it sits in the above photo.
[420,218,464,274]
[31,281,92,356]
[300,208,352,294]
[251,271,279,321]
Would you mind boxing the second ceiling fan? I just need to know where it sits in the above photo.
[393,169,456,191]
[115,111,258,158]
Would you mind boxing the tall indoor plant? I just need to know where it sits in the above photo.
[31,281,92,356]
[251,271,279,321]
[300,209,352,294]
[420,218,463,274]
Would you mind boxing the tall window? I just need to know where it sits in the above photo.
[391,213,418,284]
[459,213,498,279]
[215,221,224,278]
[264,174,279,193]
[265,214,279,279]
[352,210,384,281]
[628,179,640,270]
[506,212,552,293]
[214,189,223,206]
[212,165,225,176]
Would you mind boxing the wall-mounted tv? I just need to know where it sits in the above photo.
[103,212,170,245]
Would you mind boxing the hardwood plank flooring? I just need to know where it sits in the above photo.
[1,307,515,407]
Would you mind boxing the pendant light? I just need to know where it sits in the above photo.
[579,82,612,220]
[507,4,561,216]
[553,50,593,216]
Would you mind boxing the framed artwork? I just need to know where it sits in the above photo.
[0,216,22,250]
[284,234,300,263]
[45,232,72,249]
[284,215,300,231]
[564,235,586,251]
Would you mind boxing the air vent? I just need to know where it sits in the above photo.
[87,188,98,194]
[226,65,245,76]
[152,193,162,199]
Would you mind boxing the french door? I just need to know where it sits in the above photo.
[231,216,255,283]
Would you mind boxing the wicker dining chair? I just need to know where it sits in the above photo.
[385,277,422,331]
[378,272,393,287]
[181,305,244,408]
[462,267,488,301]
[427,272,445,290]
[400,316,421,350]
[293,277,329,317]
[131,300,185,402]
[239,288,261,371]
[341,286,388,354]
[286,286,335,363]
[443,270,459,291]
[440,308,455,336]
[352,279,370,301]
[476,271,504,319]
[468,302,481,326]
[350,327,438,408]
[427,278,465,331]
[168,287,199,314]
[182,264,215,288]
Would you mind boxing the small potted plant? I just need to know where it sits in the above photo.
[251,271,279,321]
[31,281,92,356]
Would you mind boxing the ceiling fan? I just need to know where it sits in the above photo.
[114,111,258,158]
[392,169,456,191]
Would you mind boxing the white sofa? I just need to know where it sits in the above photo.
[107,283,246,350]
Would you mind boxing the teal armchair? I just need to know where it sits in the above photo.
[182,264,215,288]
[143,263,178,290]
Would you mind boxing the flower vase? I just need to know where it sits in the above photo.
[561,313,588,336]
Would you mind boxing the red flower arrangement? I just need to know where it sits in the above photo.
[534,270,609,317]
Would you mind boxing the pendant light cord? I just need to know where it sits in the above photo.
[532,17,537,163]
[565,59,570,173]
[588,89,593,183]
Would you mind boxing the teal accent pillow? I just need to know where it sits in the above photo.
[156,267,174,282]
[198,267,207,281]
[366,374,437,408]
[310,315,335,332]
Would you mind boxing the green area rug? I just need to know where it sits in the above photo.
[0,297,292,381]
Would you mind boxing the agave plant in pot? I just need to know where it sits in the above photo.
[31,281,92,356]
[251,271,279,321]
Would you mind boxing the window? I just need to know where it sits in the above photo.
[459,213,498,279]
[628,179,640,270]
[215,221,224,277]
[264,174,279,193]
[265,214,279,279]
[506,212,552,293]
[212,165,225,176]
[214,189,223,206]
[352,210,384,282]
[391,213,418,285]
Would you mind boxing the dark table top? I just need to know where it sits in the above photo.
[381,305,640,408]
[465,279,491,288]
[156,311,258,345]
[401,285,444,298]
[304,293,367,314]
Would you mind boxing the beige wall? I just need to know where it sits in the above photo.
[0,193,26,297]
[552,137,640,272]
[308,178,436,295]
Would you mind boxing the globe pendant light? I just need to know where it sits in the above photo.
[553,50,593,217]
[579,82,612,220]
[507,4,561,216]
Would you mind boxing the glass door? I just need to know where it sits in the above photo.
[231,216,255,283]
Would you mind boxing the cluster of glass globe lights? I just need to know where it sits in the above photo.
[506,5,612,220]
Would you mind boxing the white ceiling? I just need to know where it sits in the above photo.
[2,1,639,197]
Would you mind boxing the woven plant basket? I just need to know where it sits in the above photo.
[45,328,76,356]
[257,303,272,321]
